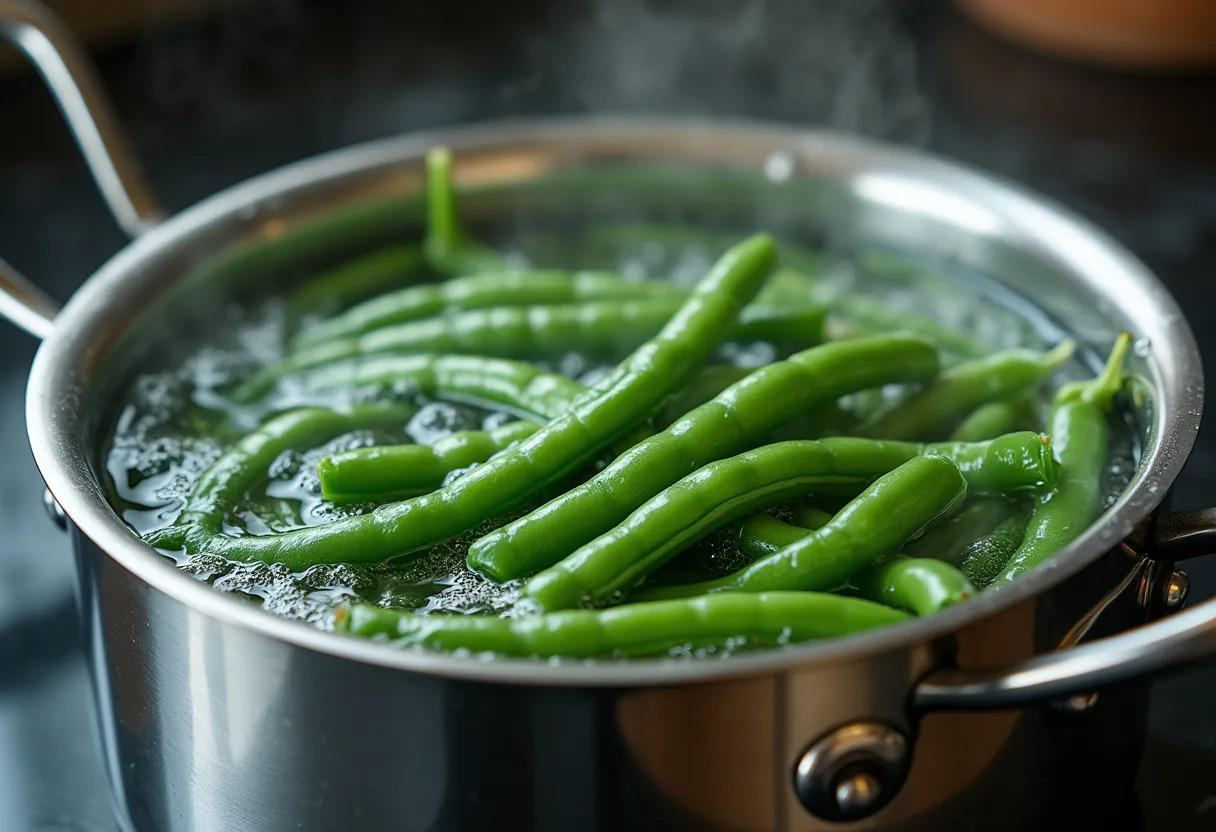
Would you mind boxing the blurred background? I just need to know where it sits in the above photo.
[1,0,1214,829]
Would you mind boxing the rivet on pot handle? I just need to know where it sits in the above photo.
[0,0,163,339]
[914,509,1216,712]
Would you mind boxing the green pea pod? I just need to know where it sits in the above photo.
[336,591,910,657]
[467,333,942,584]
[294,270,686,347]
[157,234,777,568]
[862,342,1075,441]
[632,455,967,601]
[851,557,975,616]
[423,146,503,275]
[994,334,1132,584]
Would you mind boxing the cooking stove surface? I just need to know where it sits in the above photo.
[1,1,1214,829]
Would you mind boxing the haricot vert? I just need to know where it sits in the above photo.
[155,233,778,567]
[994,334,1132,584]
[125,142,1140,660]
[526,434,1053,611]
[335,591,910,657]
[467,333,942,583]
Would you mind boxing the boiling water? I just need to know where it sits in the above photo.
[102,231,1138,640]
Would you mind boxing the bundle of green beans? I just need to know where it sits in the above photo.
[148,145,1134,660]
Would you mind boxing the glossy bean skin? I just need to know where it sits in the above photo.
[289,245,425,322]
[851,557,975,616]
[238,352,585,417]
[789,504,834,530]
[729,513,977,610]
[737,514,815,559]
[961,513,1029,588]
[527,437,1044,611]
[655,364,753,428]
[631,456,968,601]
[994,334,1132,584]
[319,420,538,503]
[157,234,777,568]
[948,393,1037,442]
[294,270,686,347]
[901,496,1013,564]
[335,591,910,657]
[423,146,503,275]
[737,516,976,615]
[148,404,415,550]
[467,333,942,583]
[862,342,1075,441]
[260,299,824,388]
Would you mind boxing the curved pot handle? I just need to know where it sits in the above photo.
[0,0,163,338]
[914,509,1216,711]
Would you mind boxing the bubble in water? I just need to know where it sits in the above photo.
[1133,337,1152,358]
[267,450,302,480]
[407,402,481,445]
[764,151,795,183]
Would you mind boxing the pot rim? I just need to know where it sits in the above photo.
[25,116,1204,687]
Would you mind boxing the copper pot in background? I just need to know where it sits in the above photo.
[960,0,1216,70]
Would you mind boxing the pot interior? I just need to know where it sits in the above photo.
[32,120,1201,680]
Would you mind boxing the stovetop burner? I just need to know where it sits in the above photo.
[2,2,1214,829]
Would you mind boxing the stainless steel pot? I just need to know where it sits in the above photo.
[4,3,1216,830]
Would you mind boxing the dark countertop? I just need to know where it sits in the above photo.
[1,1,1214,829]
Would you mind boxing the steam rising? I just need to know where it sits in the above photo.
[522,0,931,143]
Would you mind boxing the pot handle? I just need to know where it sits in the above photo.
[0,0,163,339]
[914,508,1216,711]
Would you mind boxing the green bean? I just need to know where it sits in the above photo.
[239,352,585,418]
[994,334,1132,584]
[248,299,824,395]
[423,146,503,275]
[656,364,753,428]
[158,234,777,567]
[319,420,537,503]
[861,342,1075,440]
[294,270,686,347]
[289,245,425,321]
[335,591,910,657]
[466,334,942,583]
[901,496,1012,564]
[851,557,975,616]
[738,515,976,615]
[633,456,967,601]
[949,392,1037,442]
[737,514,814,560]
[960,513,1029,588]
[781,266,988,359]
[789,504,834,530]
[148,404,415,550]
[526,436,1048,611]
